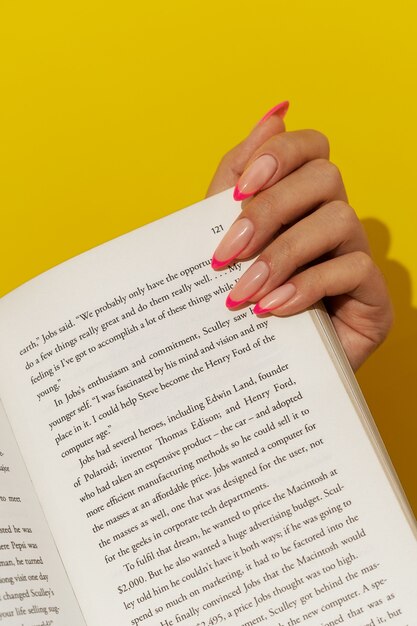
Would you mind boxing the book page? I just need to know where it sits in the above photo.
[0,189,416,626]
[0,400,86,626]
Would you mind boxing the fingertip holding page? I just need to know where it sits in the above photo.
[253,282,297,314]
[225,294,244,309]
[211,255,234,270]
[225,260,270,309]
[233,187,254,202]
[211,218,254,270]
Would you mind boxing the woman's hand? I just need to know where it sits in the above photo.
[206,103,393,371]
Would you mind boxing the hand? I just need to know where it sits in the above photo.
[206,103,393,371]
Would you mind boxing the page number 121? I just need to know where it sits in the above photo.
[211,224,224,234]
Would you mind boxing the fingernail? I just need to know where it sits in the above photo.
[258,100,290,125]
[233,154,277,201]
[226,260,269,308]
[211,218,255,269]
[253,283,297,313]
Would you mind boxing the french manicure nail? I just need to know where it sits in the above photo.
[211,218,255,269]
[258,100,290,125]
[233,154,277,201]
[253,283,297,314]
[226,260,269,308]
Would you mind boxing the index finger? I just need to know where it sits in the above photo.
[206,101,288,197]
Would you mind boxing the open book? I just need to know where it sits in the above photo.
[0,189,416,626]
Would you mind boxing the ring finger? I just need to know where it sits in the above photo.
[224,200,369,308]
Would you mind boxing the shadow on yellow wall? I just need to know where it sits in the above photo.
[357,219,417,516]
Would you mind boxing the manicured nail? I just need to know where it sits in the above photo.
[233,154,277,201]
[253,283,297,314]
[211,218,255,269]
[226,261,269,308]
[258,101,290,125]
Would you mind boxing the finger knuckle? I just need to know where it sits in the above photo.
[310,159,343,191]
[278,234,296,260]
[313,266,327,294]
[219,151,233,171]
[325,160,343,188]
[220,145,234,162]
[330,200,360,232]
[274,235,298,272]
[305,130,330,157]
[353,250,374,277]
[249,189,279,222]
[300,266,321,297]
[220,147,238,166]
[220,145,246,174]
[267,133,290,166]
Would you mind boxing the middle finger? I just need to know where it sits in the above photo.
[212,158,348,268]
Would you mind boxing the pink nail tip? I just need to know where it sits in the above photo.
[253,303,271,314]
[211,256,226,270]
[211,254,238,270]
[233,186,253,201]
[259,100,290,124]
[225,294,246,309]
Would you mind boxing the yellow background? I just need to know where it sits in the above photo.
[0,2,416,513]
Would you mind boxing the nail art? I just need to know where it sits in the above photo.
[211,218,255,269]
[258,100,290,125]
[233,154,277,201]
[253,283,297,314]
[226,260,269,308]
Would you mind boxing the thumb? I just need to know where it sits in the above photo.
[206,101,289,198]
